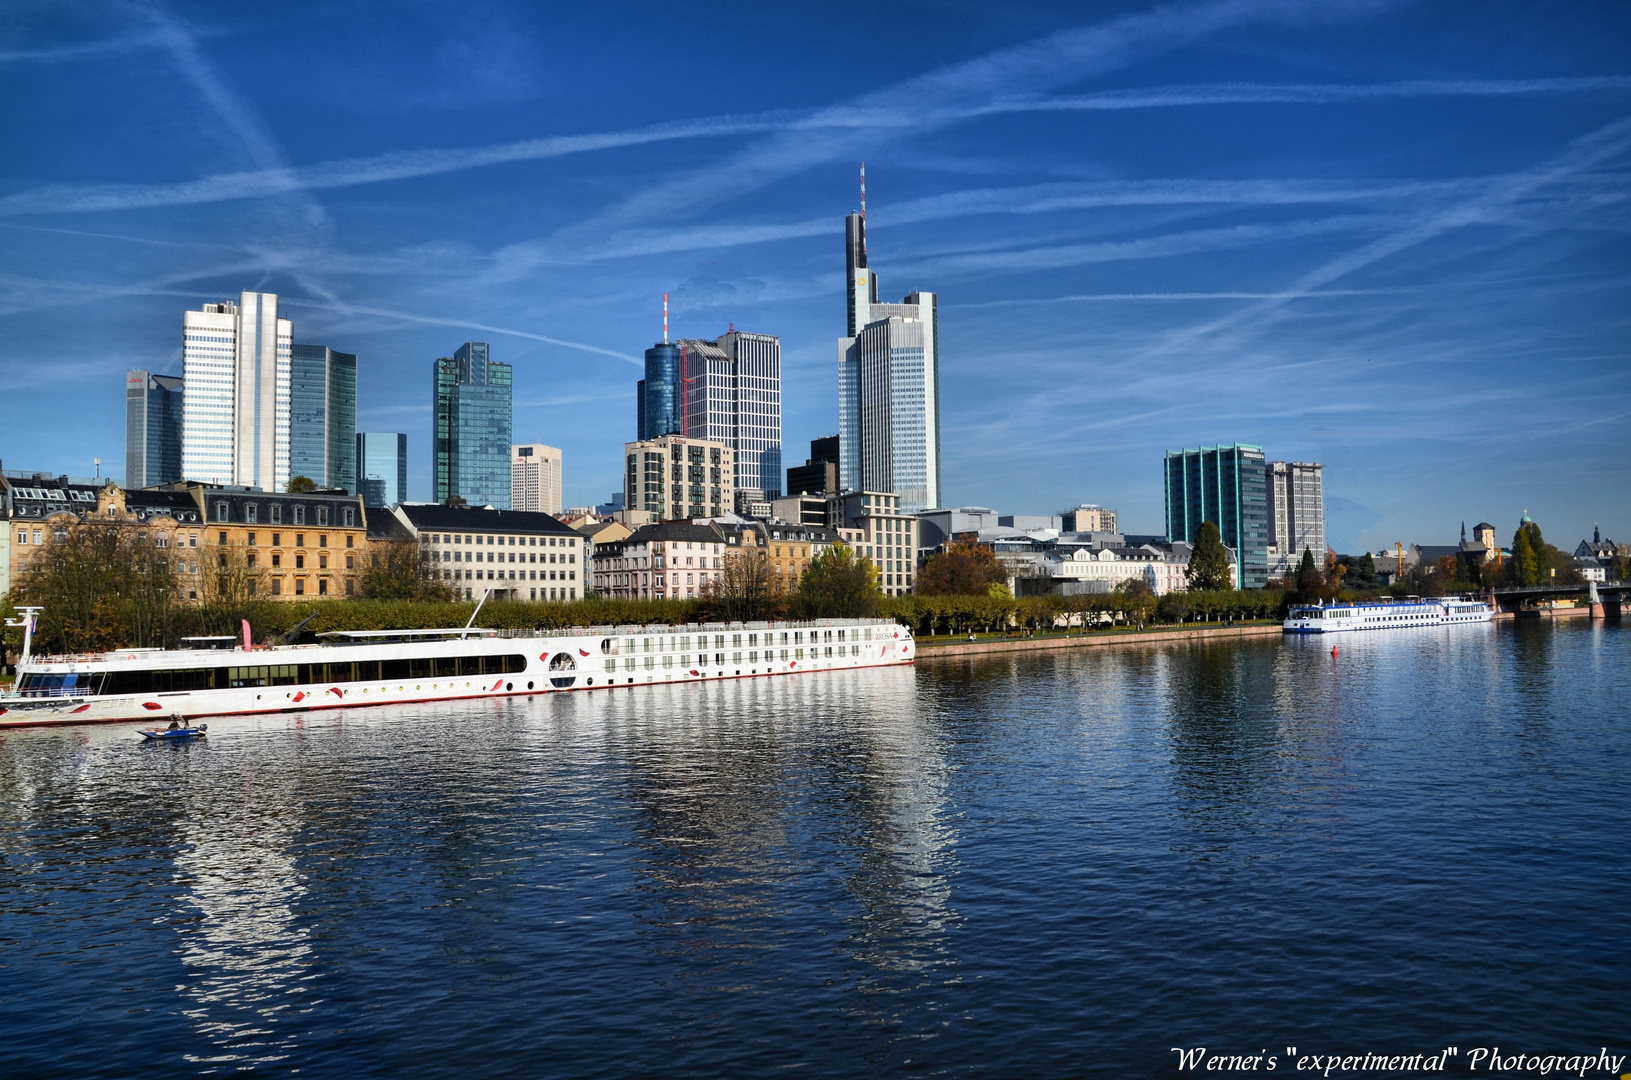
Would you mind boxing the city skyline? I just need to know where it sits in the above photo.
[1,2,1627,551]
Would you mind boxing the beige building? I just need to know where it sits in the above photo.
[1061,504,1118,533]
[624,435,733,522]
[835,491,919,596]
[593,521,725,600]
[511,443,563,515]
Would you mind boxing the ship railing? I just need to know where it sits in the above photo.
[13,685,95,700]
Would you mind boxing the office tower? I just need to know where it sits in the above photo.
[1265,461,1325,577]
[124,370,184,488]
[181,291,291,489]
[357,431,408,508]
[648,331,783,502]
[289,345,357,492]
[1163,444,1268,589]
[787,435,839,496]
[512,443,563,515]
[624,435,733,521]
[639,342,683,441]
[836,186,940,513]
[432,342,512,509]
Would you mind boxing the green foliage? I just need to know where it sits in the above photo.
[790,544,880,619]
[1186,521,1233,591]
[706,548,780,622]
[1341,552,1380,592]
[285,476,318,494]
[1295,548,1322,595]
[1511,522,1542,587]
[916,541,1007,596]
[16,523,182,654]
[361,541,454,601]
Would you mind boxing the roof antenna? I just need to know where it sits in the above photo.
[663,292,669,344]
[859,161,868,261]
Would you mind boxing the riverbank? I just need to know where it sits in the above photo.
[914,621,1283,659]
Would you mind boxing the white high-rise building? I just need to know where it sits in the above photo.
[672,331,782,505]
[511,443,563,515]
[181,291,291,490]
[1266,460,1325,577]
[837,206,940,514]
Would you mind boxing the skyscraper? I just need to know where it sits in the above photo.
[289,344,357,493]
[511,443,563,515]
[836,182,940,513]
[625,435,733,521]
[638,341,683,441]
[124,370,184,489]
[787,435,839,496]
[1265,461,1326,577]
[181,292,292,489]
[433,342,512,508]
[357,431,408,508]
[1163,444,1269,590]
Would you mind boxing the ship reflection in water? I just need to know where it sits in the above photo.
[0,620,1625,1077]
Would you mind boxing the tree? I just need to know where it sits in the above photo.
[1511,523,1542,587]
[1344,552,1380,591]
[362,541,455,601]
[1112,576,1156,626]
[17,522,179,654]
[916,541,1006,596]
[1186,521,1232,591]
[1295,548,1322,595]
[286,475,317,493]
[791,543,881,618]
[707,547,781,622]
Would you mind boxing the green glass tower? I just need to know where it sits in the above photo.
[289,344,357,493]
[1163,444,1268,589]
[433,342,512,509]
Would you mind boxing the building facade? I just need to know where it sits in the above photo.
[592,521,724,600]
[624,435,733,522]
[836,490,918,596]
[356,432,408,509]
[638,342,683,441]
[433,342,513,509]
[1060,504,1118,533]
[511,443,563,515]
[837,210,940,514]
[1265,461,1325,578]
[289,345,357,494]
[394,503,584,602]
[125,370,185,489]
[1163,444,1269,590]
[787,435,839,497]
[181,292,292,490]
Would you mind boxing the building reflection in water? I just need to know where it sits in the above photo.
[605,667,959,1058]
[171,757,316,1070]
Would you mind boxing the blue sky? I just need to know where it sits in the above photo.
[1,0,1627,553]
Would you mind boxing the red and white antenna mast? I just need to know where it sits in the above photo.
[663,292,669,344]
[859,162,868,261]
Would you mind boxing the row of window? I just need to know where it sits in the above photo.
[228,532,353,549]
[439,549,572,564]
[427,533,577,548]
[443,569,573,582]
[215,501,354,527]
[604,644,860,671]
[238,551,353,570]
[15,654,528,697]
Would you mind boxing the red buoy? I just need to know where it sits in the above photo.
[1331,646,1338,658]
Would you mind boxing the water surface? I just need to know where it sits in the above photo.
[1,621,1626,1076]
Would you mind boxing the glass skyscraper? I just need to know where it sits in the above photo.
[1163,444,1269,590]
[357,431,408,508]
[124,370,184,488]
[289,345,357,493]
[433,342,512,509]
[837,210,940,513]
[638,342,682,441]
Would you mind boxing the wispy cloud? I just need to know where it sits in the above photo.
[295,298,642,366]
[0,29,179,65]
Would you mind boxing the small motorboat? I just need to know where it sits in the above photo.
[139,716,207,740]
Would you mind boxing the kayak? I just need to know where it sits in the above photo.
[139,723,207,740]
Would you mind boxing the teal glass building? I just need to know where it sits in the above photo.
[433,342,512,509]
[1163,444,1269,590]
[638,342,682,441]
[357,432,408,508]
[124,370,185,488]
[289,345,357,493]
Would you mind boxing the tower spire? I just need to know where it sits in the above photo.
[859,162,867,262]
[663,292,668,344]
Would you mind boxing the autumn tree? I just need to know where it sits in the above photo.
[17,522,180,654]
[707,546,781,622]
[790,544,880,618]
[916,541,1006,596]
[1186,521,1233,591]
[362,541,455,601]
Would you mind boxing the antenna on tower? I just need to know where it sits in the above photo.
[859,162,868,261]
[663,292,669,344]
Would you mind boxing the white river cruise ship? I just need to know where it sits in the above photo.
[0,619,915,728]
[1283,598,1493,634]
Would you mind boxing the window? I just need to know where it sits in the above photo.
[319,579,328,595]
[296,554,305,569]
[343,507,354,528]
[218,531,227,545]
[319,555,328,569]
[294,506,305,525]
[272,553,281,568]
[271,533,280,546]
[247,553,257,568]
[295,534,304,548]
[346,534,353,548]
[271,505,282,524]
[247,532,257,546]
[345,580,354,596]
[346,555,354,569]
[320,534,328,548]
[295,579,305,595]
[272,578,281,595]
[216,501,228,519]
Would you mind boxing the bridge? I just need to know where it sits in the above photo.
[1486,581,1625,617]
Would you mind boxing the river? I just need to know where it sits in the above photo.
[0,620,1625,1077]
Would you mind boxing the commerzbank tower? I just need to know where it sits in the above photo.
[836,166,941,514]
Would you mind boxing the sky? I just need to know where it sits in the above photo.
[1,0,1627,554]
